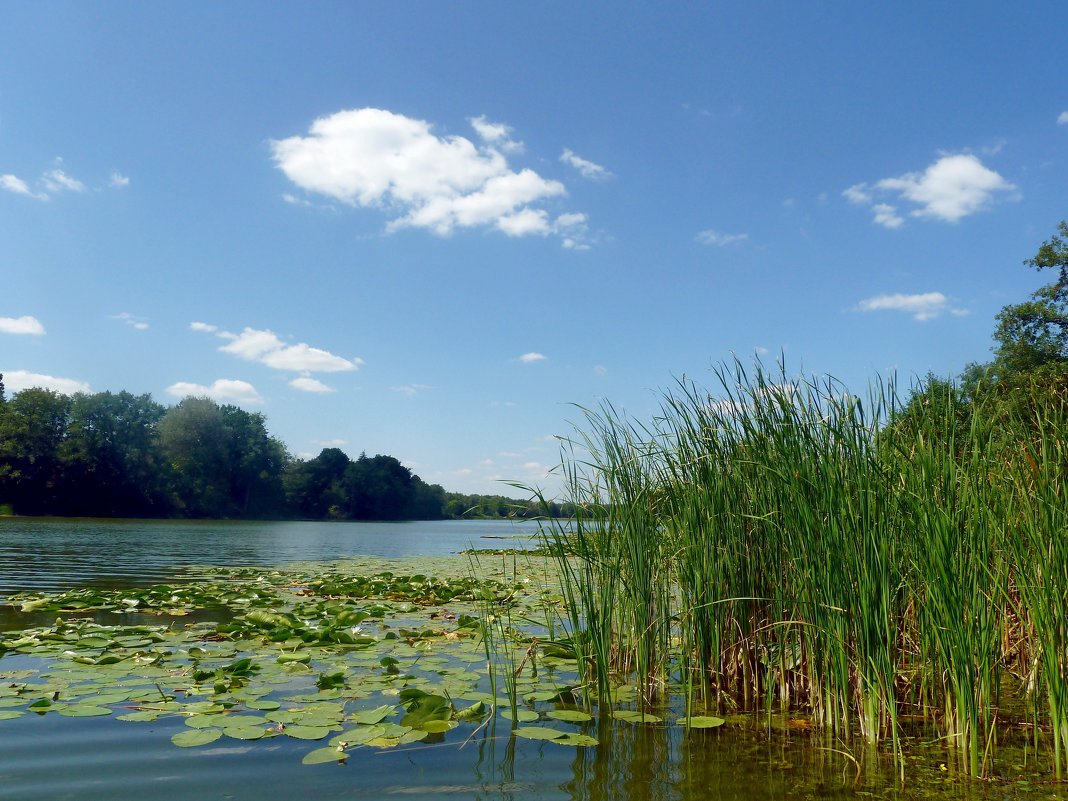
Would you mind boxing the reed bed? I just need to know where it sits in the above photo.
[540,361,1068,778]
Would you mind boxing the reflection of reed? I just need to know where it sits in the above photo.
[562,716,677,801]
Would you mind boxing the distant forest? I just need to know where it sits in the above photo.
[0,382,568,521]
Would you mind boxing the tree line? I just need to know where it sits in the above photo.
[0,390,568,520]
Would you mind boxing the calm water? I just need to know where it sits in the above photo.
[0,517,540,597]
[0,518,1063,800]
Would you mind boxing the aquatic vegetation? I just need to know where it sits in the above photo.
[534,360,1068,779]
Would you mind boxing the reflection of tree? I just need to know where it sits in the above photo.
[562,716,676,801]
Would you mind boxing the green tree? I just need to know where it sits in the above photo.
[992,220,1068,374]
[59,391,168,516]
[158,397,234,517]
[0,388,72,513]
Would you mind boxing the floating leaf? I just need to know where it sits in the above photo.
[612,710,662,724]
[0,710,24,721]
[171,729,222,747]
[302,746,347,765]
[284,724,332,740]
[547,709,592,723]
[513,726,568,741]
[223,725,265,740]
[349,704,395,725]
[678,715,725,729]
[553,733,599,747]
[500,708,539,723]
[57,705,112,717]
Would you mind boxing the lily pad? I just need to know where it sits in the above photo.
[546,709,592,723]
[500,708,539,723]
[284,724,332,740]
[57,705,112,717]
[678,715,725,729]
[612,710,662,724]
[302,746,348,765]
[513,725,568,741]
[171,728,223,747]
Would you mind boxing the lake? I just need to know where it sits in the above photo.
[0,518,1060,800]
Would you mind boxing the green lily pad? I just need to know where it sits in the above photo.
[546,709,592,723]
[612,710,662,724]
[302,746,347,765]
[349,704,395,725]
[0,710,24,721]
[172,728,223,747]
[284,724,332,740]
[57,705,112,717]
[513,725,568,741]
[678,715,725,729]
[223,725,265,740]
[554,733,599,747]
[500,708,539,723]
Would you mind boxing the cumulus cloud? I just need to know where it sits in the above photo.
[166,379,264,405]
[197,324,362,373]
[1058,111,1068,126]
[289,377,336,393]
[560,148,611,180]
[845,154,1015,227]
[696,229,749,246]
[110,312,148,331]
[271,108,585,247]
[3,370,90,395]
[856,291,966,321]
[0,315,46,335]
[519,352,547,363]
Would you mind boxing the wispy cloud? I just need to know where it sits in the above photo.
[42,169,85,194]
[519,352,547,363]
[3,370,90,395]
[469,115,523,153]
[696,229,748,246]
[1058,111,1068,126]
[272,108,588,248]
[166,378,264,405]
[856,291,967,321]
[110,312,148,331]
[109,171,130,188]
[0,315,46,335]
[560,148,611,180]
[845,154,1016,227]
[0,174,45,199]
[390,383,432,397]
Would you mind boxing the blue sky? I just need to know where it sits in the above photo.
[2,2,1066,495]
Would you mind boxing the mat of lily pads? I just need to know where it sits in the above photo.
[0,555,721,766]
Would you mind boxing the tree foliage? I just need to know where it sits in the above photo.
[0,387,545,520]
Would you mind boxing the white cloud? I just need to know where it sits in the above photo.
[42,169,85,194]
[315,438,348,447]
[200,325,362,373]
[519,352,547,363]
[390,383,432,397]
[696,229,749,246]
[856,291,967,321]
[271,108,582,246]
[3,370,90,395]
[872,204,904,229]
[754,346,769,355]
[1058,111,1068,126]
[847,154,1015,227]
[166,379,264,405]
[289,376,336,393]
[110,312,148,330]
[109,172,130,188]
[0,315,46,335]
[469,115,523,153]
[593,364,607,376]
[842,183,872,205]
[1,174,42,199]
[560,148,611,180]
